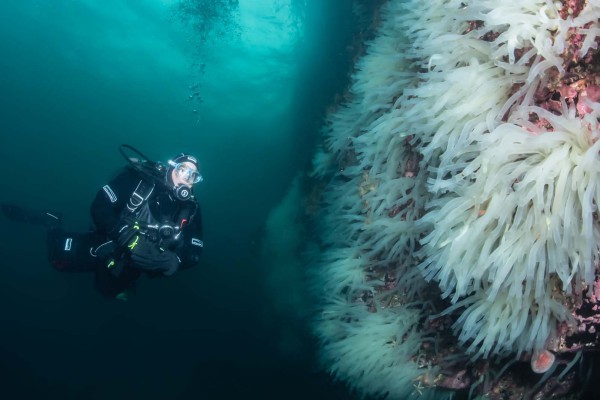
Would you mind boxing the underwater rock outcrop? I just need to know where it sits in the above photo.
[308,0,600,398]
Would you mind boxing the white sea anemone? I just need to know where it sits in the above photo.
[316,299,443,399]
[309,0,600,397]
[417,0,600,358]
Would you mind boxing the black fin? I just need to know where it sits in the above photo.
[1,203,62,229]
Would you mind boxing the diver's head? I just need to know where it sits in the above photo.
[166,154,202,201]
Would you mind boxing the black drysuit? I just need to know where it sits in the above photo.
[48,167,203,298]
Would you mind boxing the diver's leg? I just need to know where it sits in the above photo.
[47,230,104,273]
[47,228,71,271]
[94,264,140,300]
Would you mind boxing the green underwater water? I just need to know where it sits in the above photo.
[0,1,360,398]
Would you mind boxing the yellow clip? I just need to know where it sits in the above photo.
[107,260,115,269]
[128,235,139,250]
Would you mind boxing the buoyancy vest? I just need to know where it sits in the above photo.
[123,179,197,248]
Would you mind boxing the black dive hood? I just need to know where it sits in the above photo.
[119,144,194,202]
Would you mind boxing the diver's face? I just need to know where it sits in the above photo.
[171,161,199,187]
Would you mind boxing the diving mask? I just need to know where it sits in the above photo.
[168,160,203,185]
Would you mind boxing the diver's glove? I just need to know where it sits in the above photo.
[158,251,181,276]
[115,221,141,248]
[130,238,180,275]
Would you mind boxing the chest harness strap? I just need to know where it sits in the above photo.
[121,180,198,250]
[127,180,155,213]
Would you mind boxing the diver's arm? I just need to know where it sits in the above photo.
[90,168,140,238]
[179,204,203,270]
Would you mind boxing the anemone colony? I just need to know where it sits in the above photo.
[309,0,600,398]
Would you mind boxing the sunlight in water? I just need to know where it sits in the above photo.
[238,0,303,54]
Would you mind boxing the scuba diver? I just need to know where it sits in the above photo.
[1,145,204,300]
